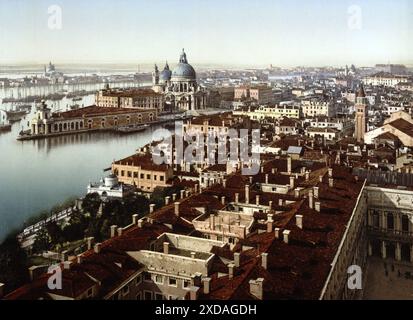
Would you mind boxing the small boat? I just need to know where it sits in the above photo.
[3,109,28,122]
[116,124,149,134]
[0,123,12,132]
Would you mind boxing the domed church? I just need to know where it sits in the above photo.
[152,49,207,111]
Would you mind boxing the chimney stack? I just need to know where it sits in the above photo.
[63,261,72,270]
[117,227,123,237]
[174,202,180,216]
[261,253,268,270]
[249,176,253,184]
[290,177,296,190]
[329,178,334,188]
[328,168,333,178]
[87,237,94,250]
[221,196,225,205]
[309,190,314,209]
[132,214,139,225]
[313,187,319,199]
[110,225,117,238]
[265,174,269,184]
[94,243,101,253]
[319,175,323,183]
[315,201,321,212]
[278,198,283,206]
[234,252,241,267]
[172,193,177,201]
[191,252,196,259]
[77,254,83,264]
[149,204,155,213]
[223,179,227,188]
[256,194,260,205]
[287,156,292,174]
[269,200,273,209]
[165,196,170,205]
[249,278,264,300]
[245,185,250,204]
[296,215,303,229]
[0,283,4,299]
[228,263,235,279]
[267,214,273,233]
[305,171,310,181]
[283,230,291,244]
[163,242,169,255]
[203,277,211,295]
[180,190,185,199]
[294,188,300,198]
[274,228,280,239]
[235,193,239,204]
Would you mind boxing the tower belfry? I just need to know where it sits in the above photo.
[354,84,368,143]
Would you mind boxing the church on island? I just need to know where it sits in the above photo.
[152,49,207,112]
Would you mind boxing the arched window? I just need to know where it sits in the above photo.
[387,212,394,230]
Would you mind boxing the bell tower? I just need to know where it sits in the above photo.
[152,64,159,85]
[354,84,368,143]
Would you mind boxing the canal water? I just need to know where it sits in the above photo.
[0,84,166,242]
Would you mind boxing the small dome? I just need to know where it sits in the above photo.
[160,63,172,81]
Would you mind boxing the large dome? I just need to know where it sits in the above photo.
[171,49,196,81]
[172,63,196,80]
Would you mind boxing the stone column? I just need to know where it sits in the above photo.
[381,241,387,259]
[396,242,401,261]
[395,213,401,232]
[381,211,387,230]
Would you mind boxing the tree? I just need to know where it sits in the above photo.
[32,228,51,254]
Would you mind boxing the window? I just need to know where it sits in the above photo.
[154,175,157,181]
[140,173,144,179]
[87,288,93,298]
[168,277,177,287]
[144,273,152,282]
[135,274,142,286]
[147,174,151,180]
[160,176,164,182]
[182,280,190,289]
[154,275,164,285]
[155,293,164,300]
[144,291,153,300]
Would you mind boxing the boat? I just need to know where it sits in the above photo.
[116,124,149,134]
[2,109,28,122]
[0,123,12,132]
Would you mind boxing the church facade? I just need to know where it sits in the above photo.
[152,49,207,112]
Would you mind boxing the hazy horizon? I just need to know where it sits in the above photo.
[0,0,412,67]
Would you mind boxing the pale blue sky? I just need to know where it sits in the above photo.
[0,0,411,67]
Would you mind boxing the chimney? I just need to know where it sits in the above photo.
[194,184,199,193]
[163,242,169,255]
[261,253,268,270]
[165,196,170,205]
[210,214,215,229]
[313,187,319,199]
[328,168,333,178]
[191,252,196,259]
[61,250,68,262]
[283,230,291,244]
[110,225,117,238]
[87,237,94,250]
[228,263,235,279]
[249,278,264,300]
[305,171,310,181]
[329,178,334,188]
[235,193,239,204]
[203,277,211,295]
[245,185,250,204]
[290,176,295,189]
[267,214,273,233]
[268,200,273,209]
[188,286,200,301]
[77,254,83,264]
[174,202,180,216]
[172,193,177,201]
[117,227,123,237]
[278,198,283,206]
[315,201,321,212]
[63,261,72,270]
[309,190,314,209]
[274,228,280,239]
[260,166,264,173]
[234,252,241,267]
[223,179,227,187]
[149,203,155,213]
[265,174,269,184]
[272,168,276,174]
[132,214,139,225]
[256,194,260,205]
[296,215,303,229]
[319,175,323,183]
[94,243,101,254]
[249,176,253,184]
[185,190,190,197]
[180,190,185,199]
[221,196,226,205]
[287,156,292,174]
[294,188,300,198]
[0,283,4,299]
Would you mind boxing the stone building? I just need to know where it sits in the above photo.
[152,49,207,111]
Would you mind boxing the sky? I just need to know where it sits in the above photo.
[0,0,411,67]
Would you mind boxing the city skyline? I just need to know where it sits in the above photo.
[0,0,412,67]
